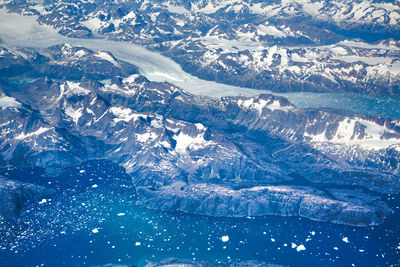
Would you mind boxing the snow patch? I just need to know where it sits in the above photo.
[95,51,118,66]
[15,127,51,140]
[0,96,21,109]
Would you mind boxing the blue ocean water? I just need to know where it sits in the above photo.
[0,160,399,266]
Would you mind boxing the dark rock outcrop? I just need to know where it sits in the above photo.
[0,177,56,219]
[145,258,285,267]
[137,182,392,226]
[0,44,398,226]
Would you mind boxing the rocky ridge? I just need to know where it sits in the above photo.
[1,0,400,94]
[0,44,398,225]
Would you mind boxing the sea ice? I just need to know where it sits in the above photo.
[221,235,229,242]
[38,199,47,204]
[296,245,306,252]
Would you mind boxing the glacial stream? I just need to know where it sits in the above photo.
[1,10,400,119]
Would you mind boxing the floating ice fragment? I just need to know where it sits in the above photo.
[271,238,275,242]
[79,170,85,173]
[135,242,141,246]
[342,237,349,243]
[311,231,315,236]
[117,213,126,216]
[291,243,297,248]
[92,228,99,233]
[221,235,229,242]
[296,245,306,252]
[334,247,339,250]
[38,199,47,204]
[91,184,98,188]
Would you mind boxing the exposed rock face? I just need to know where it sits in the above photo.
[0,44,138,81]
[0,177,56,219]
[145,258,284,267]
[2,0,400,95]
[0,44,398,226]
[137,182,391,226]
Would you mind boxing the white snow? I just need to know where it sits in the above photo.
[63,81,90,97]
[136,132,157,143]
[65,106,83,124]
[0,9,398,113]
[257,24,286,38]
[95,51,119,66]
[237,98,292,114]
[81,17,104,32]
[266,100,292,112]
[15,127,51,140]
[110,107,144,123]
[0,96,21,109]
[173,131,213,154]
[305,118,400,150]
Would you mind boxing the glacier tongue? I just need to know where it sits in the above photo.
[0,10,400,119]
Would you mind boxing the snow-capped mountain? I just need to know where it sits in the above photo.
[2,0,399,94]
[0,44,398,225]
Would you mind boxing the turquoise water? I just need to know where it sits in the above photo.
[1,11,400,120]
[281,92,400,119]
[0,11,400,266]
[0,160,399,266]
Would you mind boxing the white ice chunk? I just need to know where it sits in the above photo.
[296,244,306,252]
[221,235,229,242]
[38,199,47,204]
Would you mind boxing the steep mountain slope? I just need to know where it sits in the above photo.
[1,0,400,94]
[0,44,398,225]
